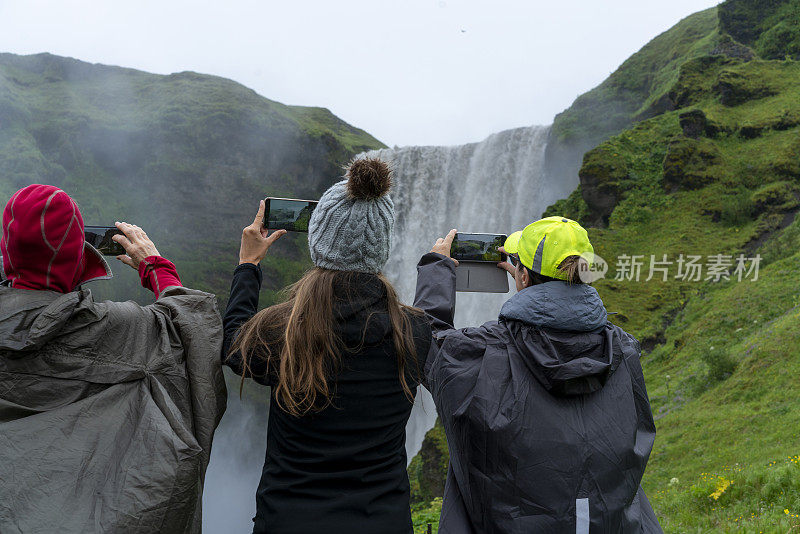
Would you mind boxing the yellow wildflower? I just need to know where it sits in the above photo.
[709,477,731,500]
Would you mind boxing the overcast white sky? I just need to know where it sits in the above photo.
[0,0,719,146]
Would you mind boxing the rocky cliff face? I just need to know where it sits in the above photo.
[719,0,800,60]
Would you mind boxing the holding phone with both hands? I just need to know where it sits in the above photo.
[263,197,318,232]
[451,232,510,293]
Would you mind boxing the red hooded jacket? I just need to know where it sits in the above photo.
[1,184,180,297]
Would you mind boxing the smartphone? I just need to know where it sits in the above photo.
[451,233,508,263]
[264,197,318,232]
[84,226,126,256]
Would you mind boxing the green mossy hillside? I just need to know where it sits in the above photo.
[408,419,449,506]
[409,420,449,534]
[720,0,800,60]
[546,0,799,196]
[556,58,800,228]
[0,52,384,307]
[542,59,800,533]
[551,7,720,145]
[413,2,800,530]
[545,7,722,182]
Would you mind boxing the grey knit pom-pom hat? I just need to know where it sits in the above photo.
[308,157,394,274]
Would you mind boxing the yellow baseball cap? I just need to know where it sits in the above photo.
[504,216,593,281]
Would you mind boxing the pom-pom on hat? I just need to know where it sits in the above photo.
[308,157,394,274]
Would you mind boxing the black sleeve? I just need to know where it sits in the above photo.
[414,253,457,334]
[413,253,460,391]
[222,263,272,386]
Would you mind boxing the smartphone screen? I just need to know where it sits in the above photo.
[84,226,126,256]
[264,198,318,232]
[451,233,508,263]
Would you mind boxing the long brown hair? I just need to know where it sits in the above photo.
[229,268,422,417]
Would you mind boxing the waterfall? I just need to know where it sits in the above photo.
[203,386,267,534]
[366,125,578,462]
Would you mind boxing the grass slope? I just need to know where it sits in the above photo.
[720,0,800,60]
[413,1,800,531]
[545,58,800,534]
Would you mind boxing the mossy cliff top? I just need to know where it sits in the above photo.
[545,7,722,185]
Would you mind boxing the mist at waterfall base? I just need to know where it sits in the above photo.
[200,124,575,532]
[203,377,268,534]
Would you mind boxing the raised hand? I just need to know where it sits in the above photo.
[113,222,160,270]
[497,246,516,279]
[240,199,286,265]
[431,228,459,266]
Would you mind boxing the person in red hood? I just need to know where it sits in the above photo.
[1,183,180,295]
[0,184,226,534]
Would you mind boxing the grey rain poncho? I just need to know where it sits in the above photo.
[0,284,227,533]
[415,253,662,533]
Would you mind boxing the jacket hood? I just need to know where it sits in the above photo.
[1,184,112,293]
[333,273,390,346]
[499,281,620,396]
[499,281,607,331]
[0,285,104,353]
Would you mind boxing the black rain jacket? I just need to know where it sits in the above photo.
[414,253,662,534]
[222,264,432,534]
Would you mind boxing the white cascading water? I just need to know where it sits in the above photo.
[366,125,578,462]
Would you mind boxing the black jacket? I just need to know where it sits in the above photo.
[415,253,662,534]
[222,264,431,534]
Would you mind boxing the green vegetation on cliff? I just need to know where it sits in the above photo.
[409,420,449,534]
[414,1,800,531]
[542,15,800,534]
[551,7,720,146]
[720,0,800,60]
[545,7,723,184]
[0,52,384,306]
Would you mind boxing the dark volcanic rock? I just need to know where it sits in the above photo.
[736,110,800,139]
[714,70,778,106]
[662,137,721,191]
[739,124,765,139]
[711,35,757,61]
[774,110,800,131]
[751,182,800,215]
[668,56,736,110]
[702,208,722,222]
[679,109,718,138]
[636,93,677,123]
[579,147,628,226]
